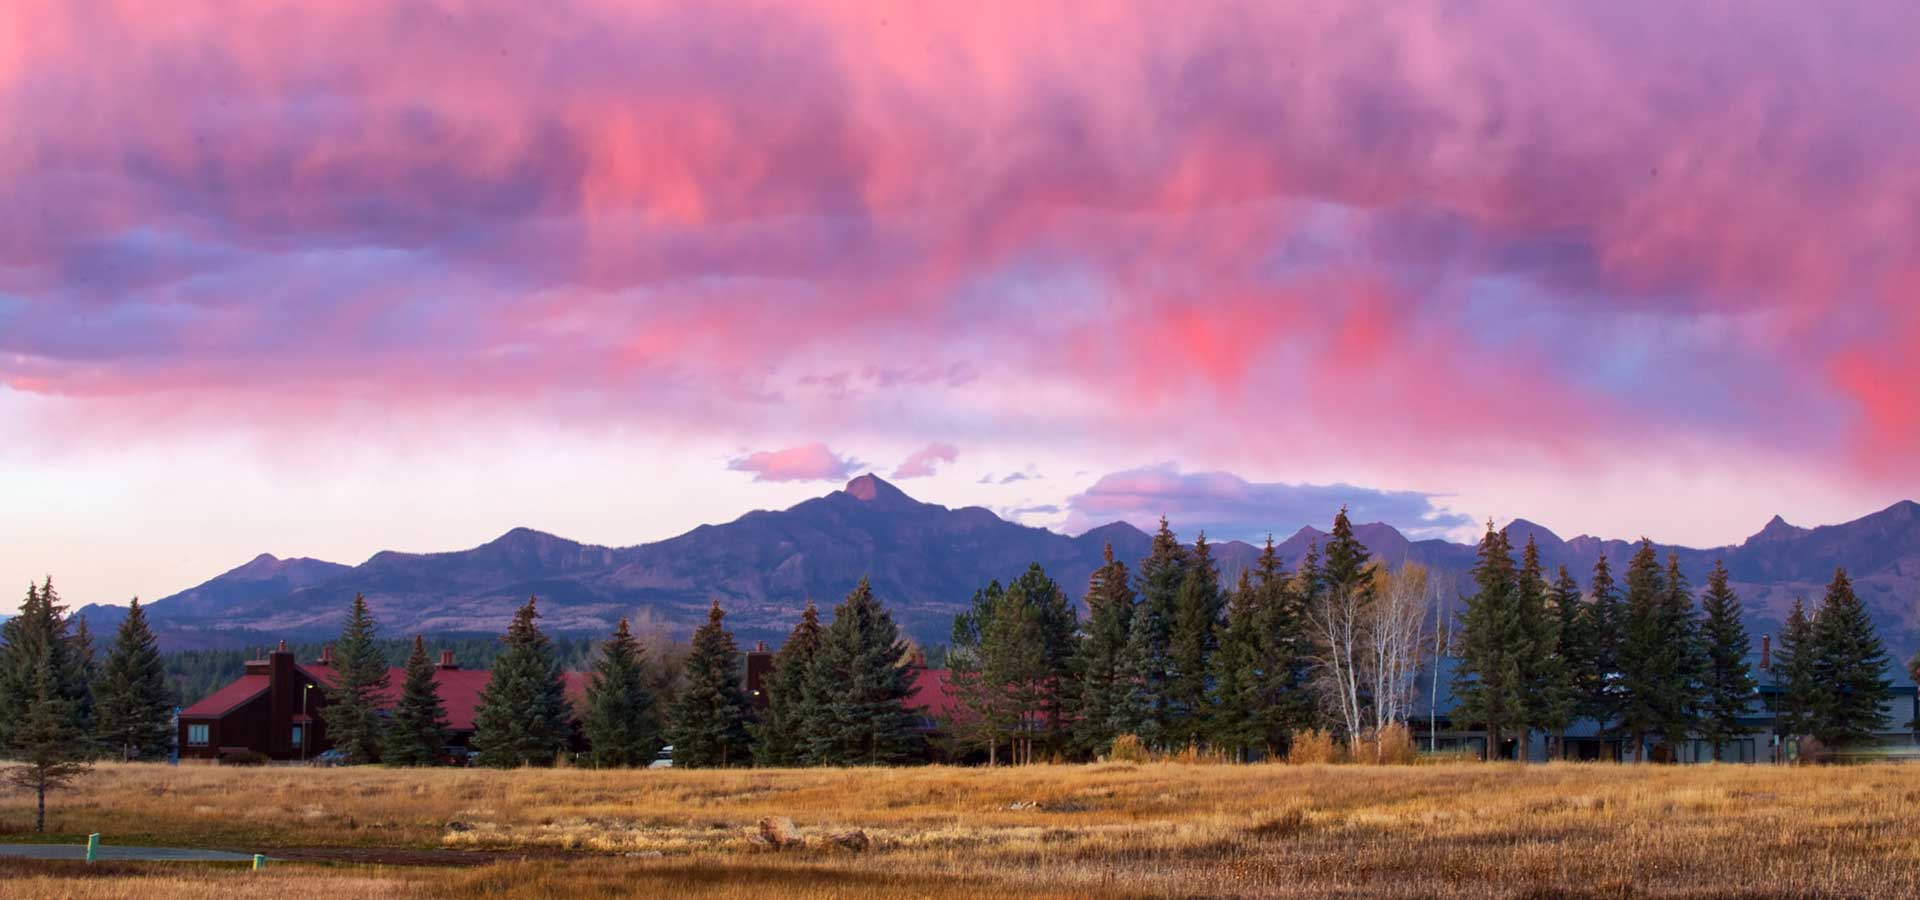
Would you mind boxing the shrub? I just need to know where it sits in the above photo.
[1360,723,1419,765]
[1107,734,1152,763]
[1286,729,1341,765]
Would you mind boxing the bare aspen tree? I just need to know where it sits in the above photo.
[1366,562,1433,737]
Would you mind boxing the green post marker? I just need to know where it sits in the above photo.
[253,853,267,870]
[85,833,99,864]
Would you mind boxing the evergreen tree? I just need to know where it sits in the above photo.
[1112,518,1186,749]
[1618,543,1698,761]
[1578,555,1625,740]
[1252,536,1316,755]
[666,601,754,767]
[980,580,1047,764]
[92,598,174,761]
[1696,561,1757,760]
[472,597,573,767]
[1547,565,1586,756]
[0,580,90,751]
[948,580,1013,758]
[320,593,389,764]
[1073,544,1135,758]
[1209,570,1263,759]
[801,578,921,765]
[1772,596,1818,742]
[1516,536,1572,749]
[1807,568,1892,750]
[1005,563,1079,758]
[1167,533,1223,748]
[582,620,661,767]
[1452,525,1528,760]
[384,636,451,767]
[754,601,824,766]
[4,659,91,833]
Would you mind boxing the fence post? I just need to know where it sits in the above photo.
[85,833,99,864]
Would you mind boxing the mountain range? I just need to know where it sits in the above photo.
[74,474,1920,660]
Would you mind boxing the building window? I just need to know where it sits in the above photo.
[291,724,304,748]
[187,723,210,746]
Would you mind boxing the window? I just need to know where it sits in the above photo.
[187,723,210,746]
[291,724,304,748]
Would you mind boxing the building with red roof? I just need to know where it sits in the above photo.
[178,641,587,763]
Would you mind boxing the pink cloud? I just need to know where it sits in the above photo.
[728,443,861,483]
[0,0,1915,502]
[891,443,958,480]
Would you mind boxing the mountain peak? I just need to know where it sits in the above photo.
[842,473,912,505]
[1747,514,1807,545]
[1504,518,1564,546]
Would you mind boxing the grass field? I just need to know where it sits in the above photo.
[3,761,1918,898]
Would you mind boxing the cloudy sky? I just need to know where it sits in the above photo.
[5,1,1919,610]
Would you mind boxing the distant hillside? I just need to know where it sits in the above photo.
[73,476,1920,659]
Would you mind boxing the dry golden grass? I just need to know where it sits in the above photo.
[4,761,1920,897]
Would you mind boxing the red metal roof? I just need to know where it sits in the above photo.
[906,668,957,720]
[299,664,588,732]
[180,673,269,718]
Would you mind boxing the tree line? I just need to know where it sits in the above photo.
[319,576,928,768]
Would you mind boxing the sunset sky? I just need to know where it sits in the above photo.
[5,1,1919,611]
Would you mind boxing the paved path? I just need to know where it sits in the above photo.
[0,843,260,862]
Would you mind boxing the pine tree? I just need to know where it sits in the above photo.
[1807,568,1892,750]
[754,601,823,766]
[1578,555,1625,741]
[1618,543,1698,761]
[4,658,91,833]
[582,619,661,768]
[1547,565,1586,757]
[980,581,1047,764]
[1252,536,1315,755]
[384,636,451,766]
[92,598,174,761]
[472,597,574,767]
[802,578,921,765]
[321,593,390,764]
[1515,535,1571,752]
[1209,570,1263,759]
[1005,563,1078,758]
[1318,507,1380,747]
[1167,532,1223,748]
[1772,596,1817,742]
[948,580,1013,759]
[666,601,754,767]
[1696,561,1756,760]
[1452,524,1528,760]
[0,580,90,751]
[1073,544,1135,758]
[1112,518,1186,749]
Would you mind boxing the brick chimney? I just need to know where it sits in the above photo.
[1760,633,1771,671]
[319,644,334,666]
[438,650,458,670]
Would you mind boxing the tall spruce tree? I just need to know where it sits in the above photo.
[1252,536,1315,755]
[1167,533,1223,748]
[754,601,824,766]
[1112,518,1186,749]
[666,601,754,767]
[582,619,661,767]
[1452,525,1528,760]
[321,593,389,764]
[949,580,1012,759]
[0,580,90,751]
[92,598,174,761]
[801,578,921,765]
[1073,544,1135,758]
[4,659,91,833]
[1209,570,1263,760]
[1618,544,1699,761]
[1578,555,1625,741]
[472,597,573,767]
[1006,563,1079,758]
[1515,536,1572,752]
[1772,596,1818,742]
[384,636,451,767]
[1547,565,1586,756]
[1807,568,1892,750]
[1696,561,1757,760]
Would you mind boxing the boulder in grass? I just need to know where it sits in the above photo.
[749,816,802,851]
[825,829,870,853]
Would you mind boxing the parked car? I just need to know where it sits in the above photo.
[649,745,673,769]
